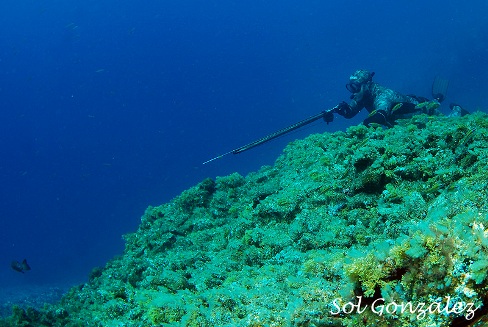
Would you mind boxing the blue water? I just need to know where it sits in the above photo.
[0,0,487,297]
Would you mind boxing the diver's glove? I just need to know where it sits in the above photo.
[335,101,351,117]
[323,110,334,124]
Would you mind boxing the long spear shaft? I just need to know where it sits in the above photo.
[202,109,332,164]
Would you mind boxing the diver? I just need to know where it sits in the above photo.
[202,70,470,164]
[324,70,469,127]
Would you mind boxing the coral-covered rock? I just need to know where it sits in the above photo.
[3,113,488,326]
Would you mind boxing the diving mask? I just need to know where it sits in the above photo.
[346,70,375,94]
[346,82,362,93]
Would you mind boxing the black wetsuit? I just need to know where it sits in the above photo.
[339,81,435,127]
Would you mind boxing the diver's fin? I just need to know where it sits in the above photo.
[432,76,449,103]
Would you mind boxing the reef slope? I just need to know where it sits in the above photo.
[3,113,488,327]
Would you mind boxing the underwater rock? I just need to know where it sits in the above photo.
[3,113,488,326]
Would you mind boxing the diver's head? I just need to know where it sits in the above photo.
[346,70,375,93]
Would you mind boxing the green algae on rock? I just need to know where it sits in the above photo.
[3,113,488,327]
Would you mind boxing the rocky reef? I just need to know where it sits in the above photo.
[3,113,488,326]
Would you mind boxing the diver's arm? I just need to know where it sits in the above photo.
[373,92,395,114]
[335,99,362,119]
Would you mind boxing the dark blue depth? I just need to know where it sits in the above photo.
[0,0,487,292]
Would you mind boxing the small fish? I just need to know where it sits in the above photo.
[391,103,403,113]
[368,123,383,128]
[426,102,440,111]
[415,102,429,109]
[367,109,378,117]
[416,101,440,111]
[11,259,31,273]
[65,23,78,30]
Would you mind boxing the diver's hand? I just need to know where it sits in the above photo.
[335,101,350,117]
[323,110,334,124]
